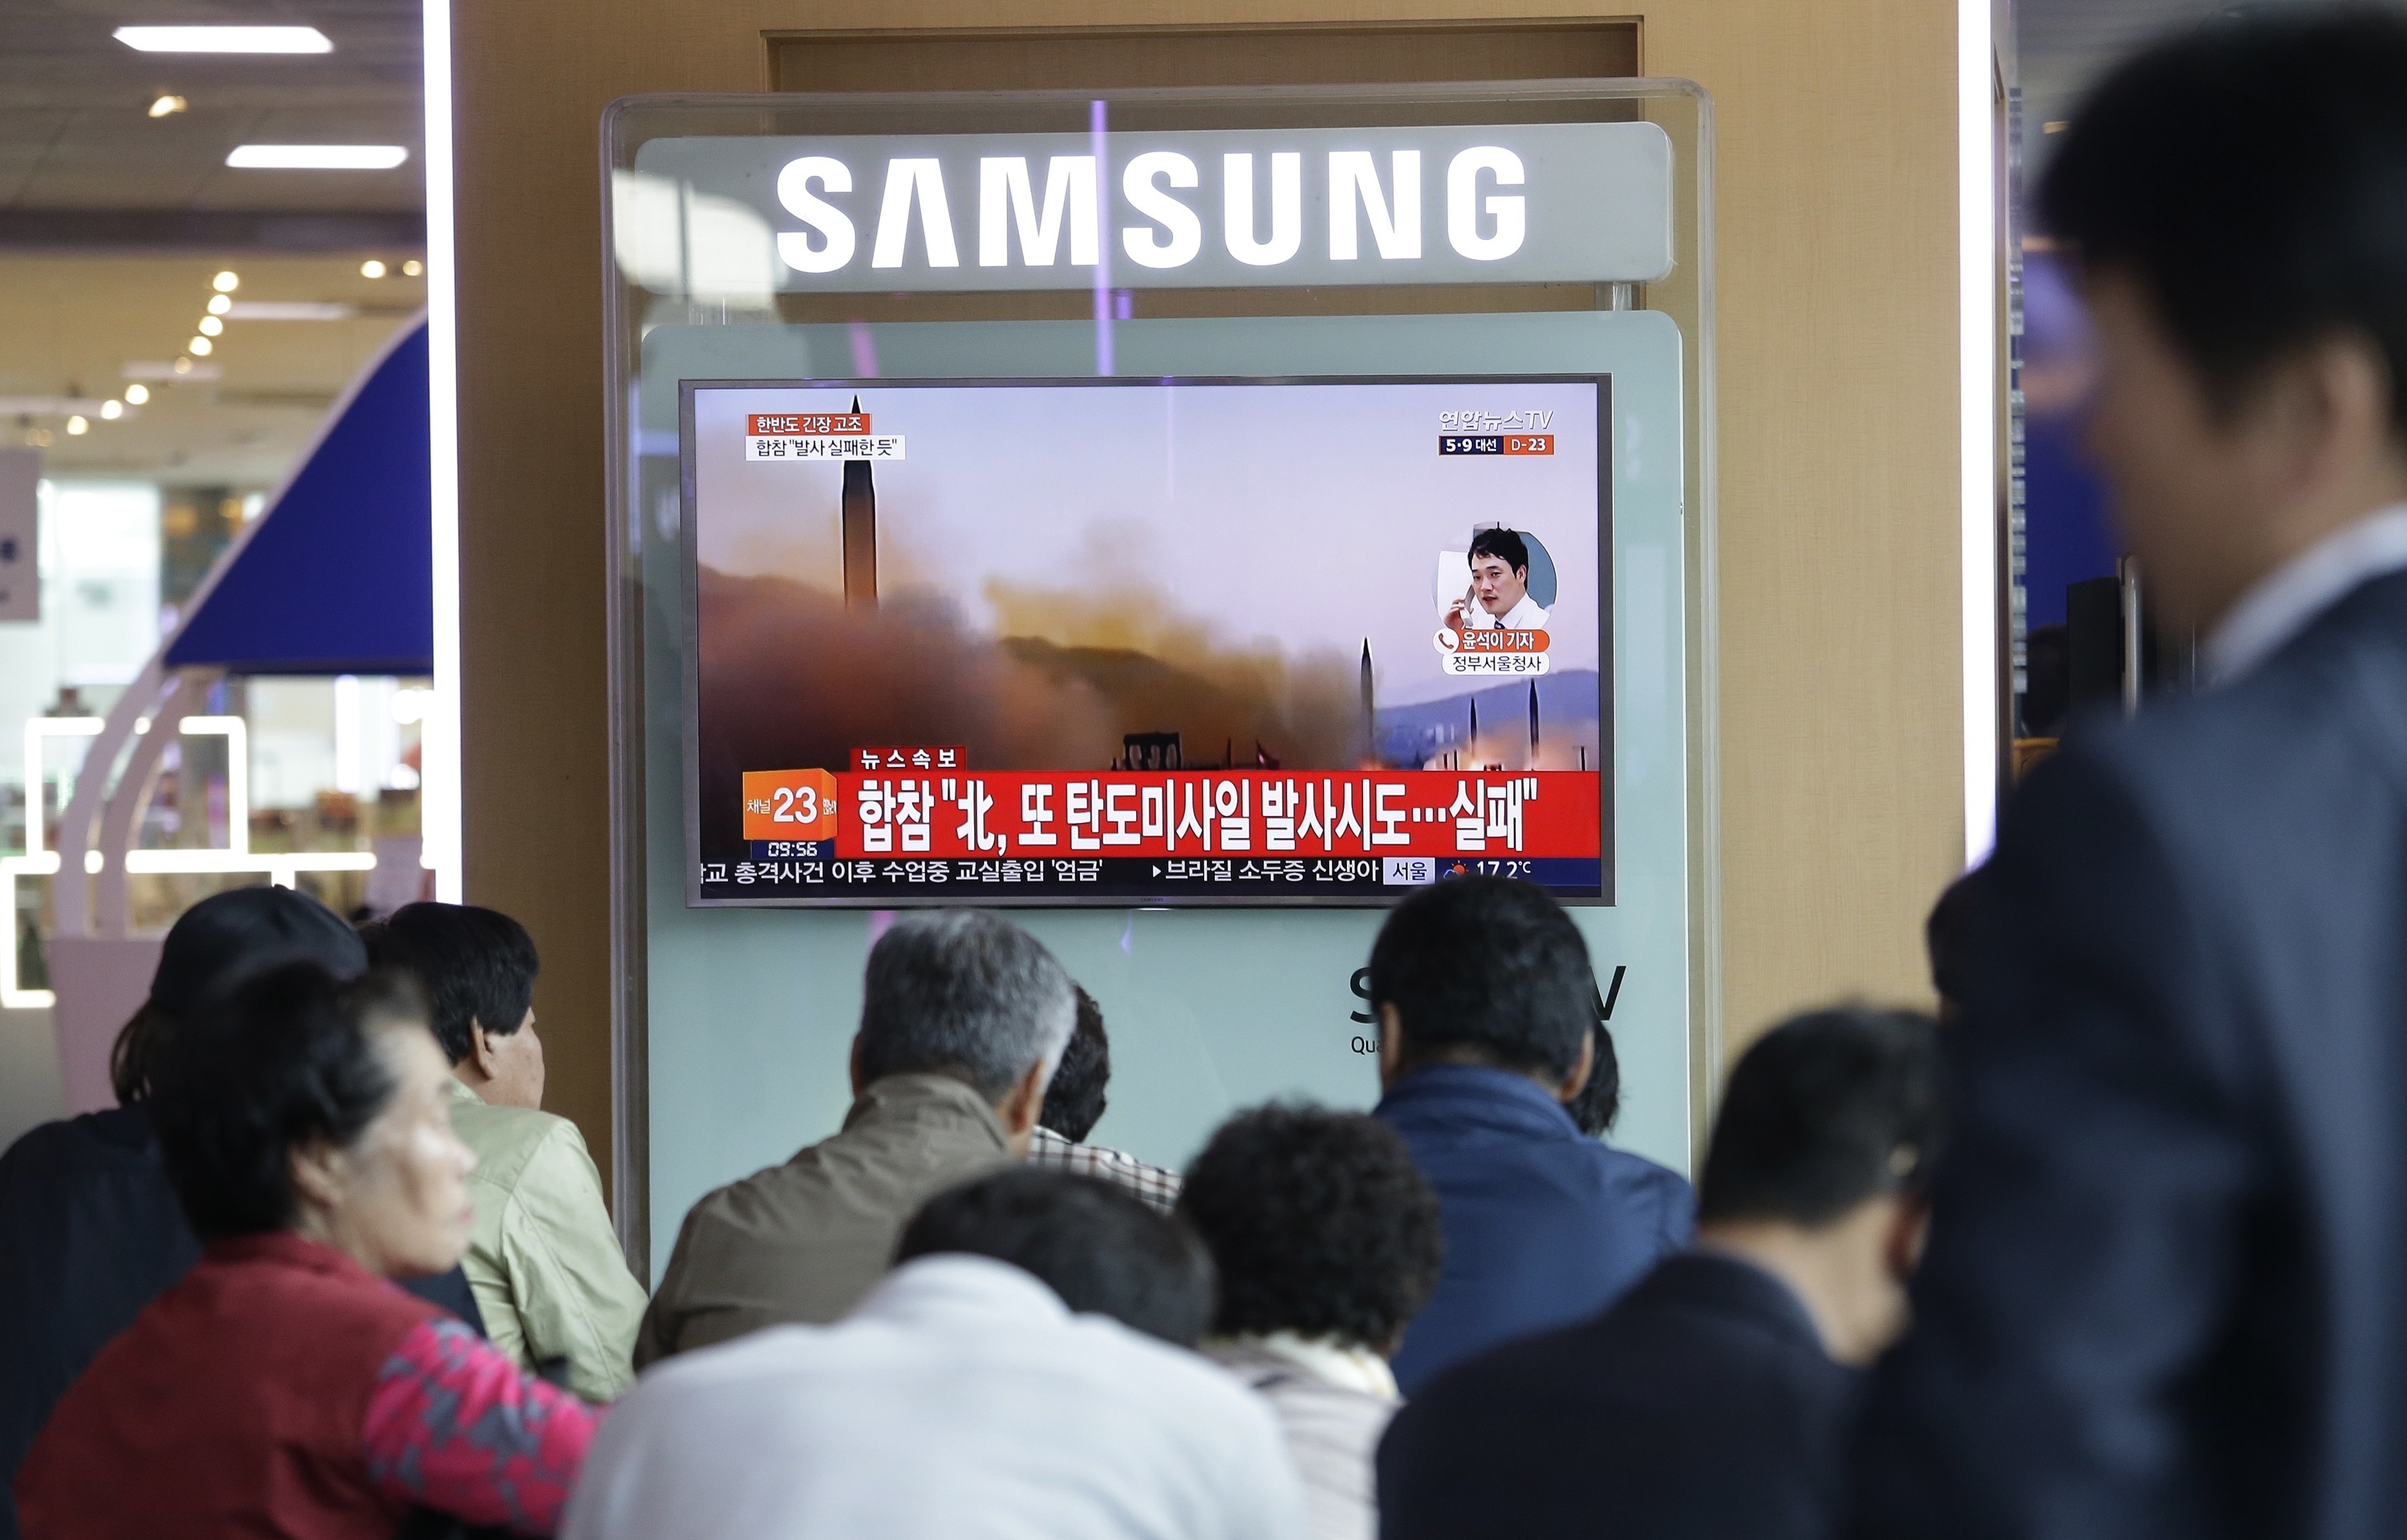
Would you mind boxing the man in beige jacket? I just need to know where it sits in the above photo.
[635,910,1075,1365]
[368,903,648,1400]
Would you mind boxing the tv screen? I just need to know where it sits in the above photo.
[680,375,1612,906]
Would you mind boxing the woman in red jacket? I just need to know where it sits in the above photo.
[15,962,600,1538]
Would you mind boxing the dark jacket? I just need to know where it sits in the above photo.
[0,1107,481,1540]
[1375,1064,1692,1392]
[1852,567,2407,1539]
[1379,1251,1858,1540]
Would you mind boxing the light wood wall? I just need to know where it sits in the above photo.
[453,1,1969,1195]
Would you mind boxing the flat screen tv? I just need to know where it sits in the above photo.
[680,375,1611,906]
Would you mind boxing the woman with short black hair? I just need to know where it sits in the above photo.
[17,962,599,1539]
[1178,1104,1445,1540]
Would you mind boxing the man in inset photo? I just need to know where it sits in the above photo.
[1445,528,1551,634]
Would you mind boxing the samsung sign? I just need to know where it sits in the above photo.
[627,122,1674,293]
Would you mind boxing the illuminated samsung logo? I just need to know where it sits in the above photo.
[623,123,1674,295]
[773,146,1530,274]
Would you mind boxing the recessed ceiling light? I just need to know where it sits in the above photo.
[148,95,187,118]
[172,357,193,375]
[360,258,387,278]
[227,144,408,170]
[115,26,331,54]
[124,383,150,404]
[66,415,88,436]
[189,336,213,356]
[225,302,355,322]
[402,259,423,277]
[207,294,231,315]
[100,399,124,420]
[212,270,240,293]
[197,315,223,336]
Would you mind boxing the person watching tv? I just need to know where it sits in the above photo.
[1368,877,1691,1392]
[1378,1006,1942,1540]
[1179,1104,1444,1540]
[1444,527,1551,634]
[367,902,648,1400]
[636,909,1074,1364]
[566,1169,1305,1540]
[0,887,484,1540]
[15,963,599,1539]
[1027,986,1183,1213]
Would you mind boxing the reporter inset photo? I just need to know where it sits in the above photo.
[1438,526,1556,634]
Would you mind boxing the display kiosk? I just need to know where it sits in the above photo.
[603,79,1715,1275]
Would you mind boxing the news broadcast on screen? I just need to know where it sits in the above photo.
[680,375,1612,905]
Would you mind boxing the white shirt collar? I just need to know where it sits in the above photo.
[1207,1331,1399,1400]
[2205,503,2407,685]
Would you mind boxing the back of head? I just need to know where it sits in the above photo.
[1369,877,1594,1084]
[1038,987,1110,1143]
[2040,10,2407,432]
[857,910,1076,1101]
[1566,1022,1622,1137]
[364,901,539,1065]
[116,885,368,1103]
[1925,870,1983,1015]
[897,1167,1215,1347]
[1698,1007,1942,1228]
[150,962,428,1239]
[1179,1104,1443,1352]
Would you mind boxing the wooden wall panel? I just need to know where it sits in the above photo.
[451,0,1966,1197]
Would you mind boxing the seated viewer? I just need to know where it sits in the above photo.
[1378,1006,1942,1540]
[368,901,647,1400]
[1027,986,1183,1212]
[635,909,1074,1363]
[15,963,597,1539]
[569,1168,1305,1540]
[0,887,482,1540]
[1370,877,1691,1392]
[1180,1104,1444,1540]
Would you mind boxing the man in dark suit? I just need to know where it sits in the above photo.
[1378,1007,1939,1540]
[1852,14,2407,1539]
[1367,877,1691,1394]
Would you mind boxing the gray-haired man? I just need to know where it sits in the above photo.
[635,911,1075,1364]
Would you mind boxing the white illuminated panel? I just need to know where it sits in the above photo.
[1960,0,1999,866]
[422,0,463,901]
[226,145,409,170]
[114,25,332,52]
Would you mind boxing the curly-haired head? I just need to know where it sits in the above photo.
[1177,1104,1444,1352]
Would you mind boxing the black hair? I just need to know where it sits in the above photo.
[363,902,539,1066]
[150,962,429,1240]
[1369,876,1595,1084]
[1177,1104,1443,1351]
[897,1168,1215,1348]
[1697,1007,1943,1228]
[1926,870,1984,1014]
[1565,1019,1623,1137]
[1039,987,1110,1143]
[2040,9,2407,436]
[1467,526,1531,575]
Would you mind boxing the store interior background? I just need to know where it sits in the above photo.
[0,0,2234,1158]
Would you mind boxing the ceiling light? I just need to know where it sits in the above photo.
[401,259,423,277]
[124,383,149,405]
[206,294,231,315]
[66,415,87,436]
[173,357,193,375]
[114,26,332,54]
[212,270,239,293]
[189,336,213,356]
[226,144,408,170]
[100,399,124,419]
[197,315,223,336]
[360,258,387,278]
[148,95,187,118]
[225,301,354,321]
[27,428,53,448]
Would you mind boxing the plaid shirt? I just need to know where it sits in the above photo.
[1027,1127,1183,1214]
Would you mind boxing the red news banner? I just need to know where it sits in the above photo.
[743,767,1601,861]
